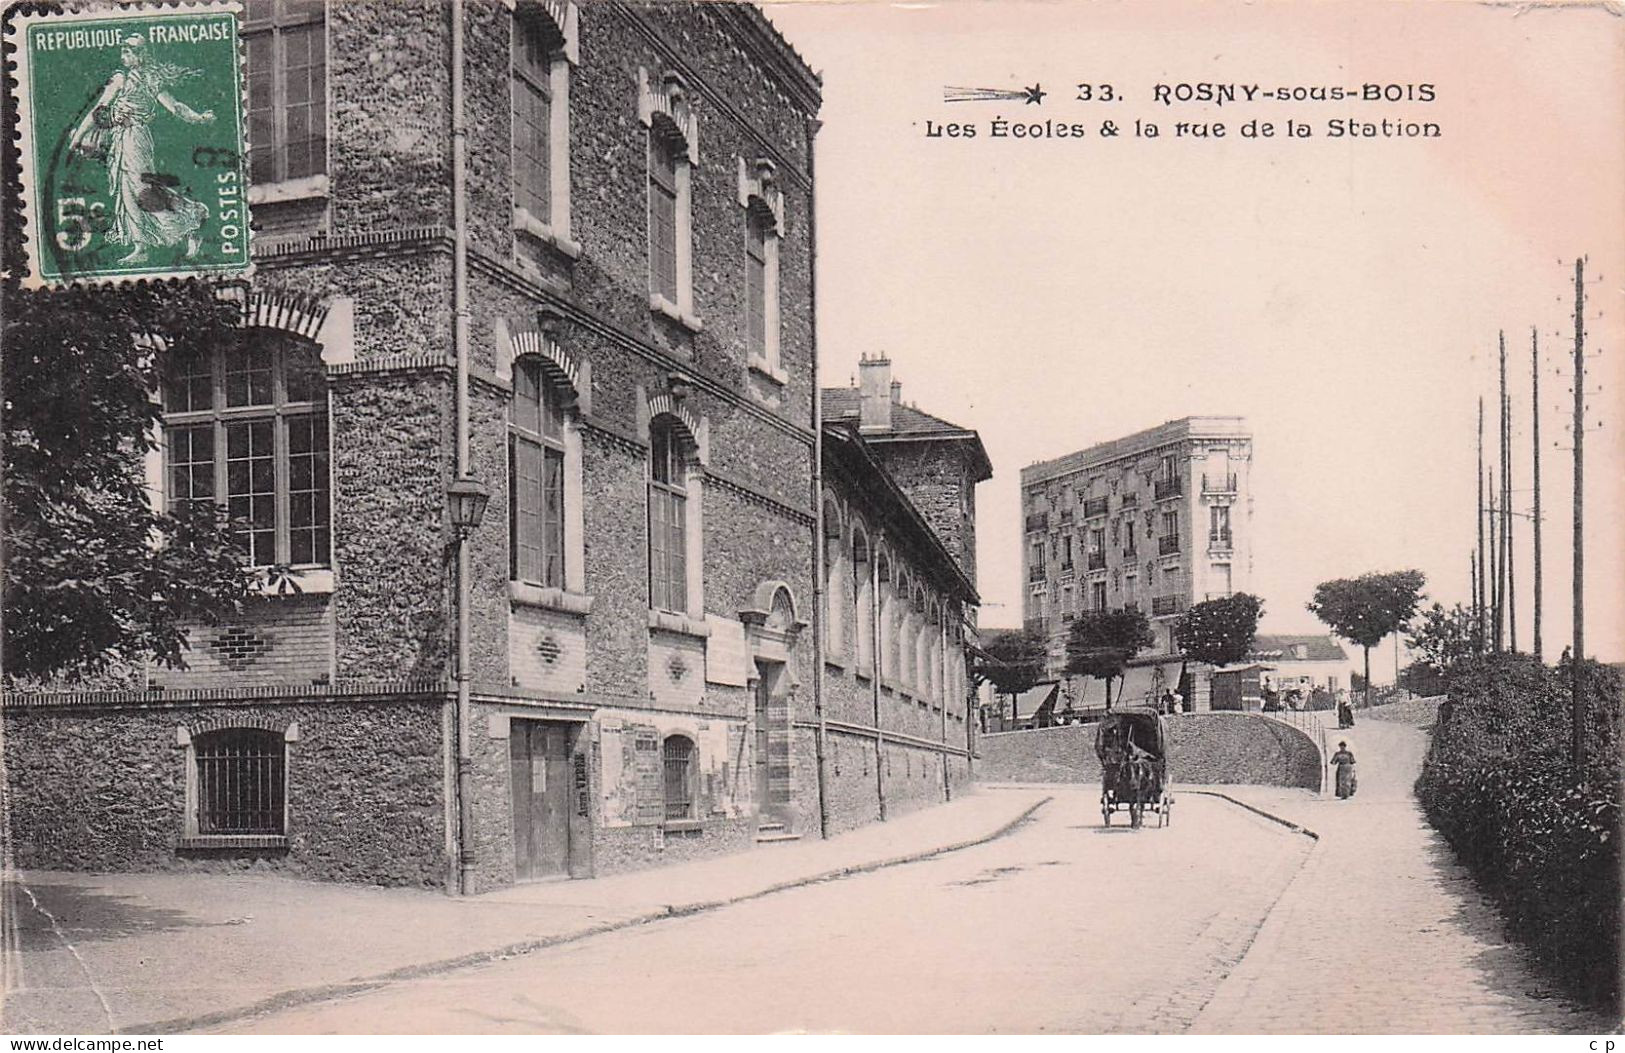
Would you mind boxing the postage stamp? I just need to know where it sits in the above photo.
[8,3,250,287]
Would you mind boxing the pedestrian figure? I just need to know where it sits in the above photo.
[1331,740,1357,799]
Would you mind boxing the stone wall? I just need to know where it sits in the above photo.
[976,712,1323,791]
[3,696,449,887]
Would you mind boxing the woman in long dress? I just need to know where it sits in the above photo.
[68,34,215,264]
[1331,741,1358,799]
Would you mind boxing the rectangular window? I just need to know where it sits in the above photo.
[649,139,679,302]
[244,0,327,186]
[195,729,285,836]
[1210,504,1232,542]
[163,335,331,569]
[746,219,767,359]
[1090,581,1108,611]
[649,488,687,612]
[512,16,552,221]
[509,365,567,590]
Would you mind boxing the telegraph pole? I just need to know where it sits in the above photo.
[1476,397,1487,646]
[1570,258,1585,770]
[1488,475,1501,650]
[1501,331,1517,652]
[1531,327,1543,660]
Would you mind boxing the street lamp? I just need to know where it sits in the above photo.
[447,472,488,896]
[447,476,490,541]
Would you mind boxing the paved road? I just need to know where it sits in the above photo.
[229,792,1312,1034]
[1192,716,1614,1034]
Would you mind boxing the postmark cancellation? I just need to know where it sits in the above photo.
[7,3,250,287]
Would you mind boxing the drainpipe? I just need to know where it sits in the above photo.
[940,613,950,799]
[807,116,830,840]
[871,532,886,820]
[450,0,476,896]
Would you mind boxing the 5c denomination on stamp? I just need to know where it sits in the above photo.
[9,3,249,287]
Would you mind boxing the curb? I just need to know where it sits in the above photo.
[1181,789,1320,840]
[123,795,1053,1035]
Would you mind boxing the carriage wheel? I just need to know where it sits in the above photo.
[1129,801,1144,829]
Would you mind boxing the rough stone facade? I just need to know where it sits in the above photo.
[4,1,993,889]
[975,713,1323,791]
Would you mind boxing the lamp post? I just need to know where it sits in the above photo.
[448,474,489,895]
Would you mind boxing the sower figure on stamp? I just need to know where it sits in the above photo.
[69,34,215,265]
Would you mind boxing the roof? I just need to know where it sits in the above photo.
[822,421,979,605]
[1248,635,1350,662]
[1022,416,1249,488]
[821,388,994,481]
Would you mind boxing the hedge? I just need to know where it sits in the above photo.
[1415,652,1621,1012]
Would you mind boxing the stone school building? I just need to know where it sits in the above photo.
[2,1,986,890]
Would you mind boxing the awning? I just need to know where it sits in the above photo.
[1113,660,1182,707]
[1011,681,1060,721]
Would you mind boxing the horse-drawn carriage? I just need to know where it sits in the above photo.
[1094,707,1173,828]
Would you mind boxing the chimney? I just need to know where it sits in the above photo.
[890,381,902,404]
[858,353,893,431]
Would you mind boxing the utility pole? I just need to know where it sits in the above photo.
[1477,398,1488,648]
[1502,331,1516,652]
[1531,327,1543,660]
[1570,258,1585,771]
[1469,550,1479,649]
[1488,474,1501,651]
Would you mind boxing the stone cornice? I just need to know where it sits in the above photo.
[705,467,814,526]
[2,680,450,711]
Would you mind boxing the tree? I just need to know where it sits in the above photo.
[1307,570,1427,708]
[973,626,1048,700]
[1065,607,1155,708]
[2,281,251,683]
[1174,592,1264,688]
[1404,601,1482,693]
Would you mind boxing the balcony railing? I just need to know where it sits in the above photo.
[1202,473,1238,494]
[1120,492,1139,509]
[1028,565,1046,582]
[1208,531,1233,549]
[1082,497,1109,518]
[1154,477,1183,500]
[1024,617,1047,635]
[1158,534,1181,555]
[1025,513,1049,533]
[1058,509,1074,525]
[1058,561,1074,575]
[1151,595,1183,617]
[1087,551,1107,570]
[1123,546,1138,559]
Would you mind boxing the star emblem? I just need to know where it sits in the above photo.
[1024,83,1046,105]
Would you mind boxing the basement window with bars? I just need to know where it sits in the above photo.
[662,735,697,821]
[193,728,287,837]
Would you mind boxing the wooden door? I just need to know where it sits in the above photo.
[510,721,572,881]
[754,672,771,811]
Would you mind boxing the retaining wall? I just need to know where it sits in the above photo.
[976,712,1322,791]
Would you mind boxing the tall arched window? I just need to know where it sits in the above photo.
[510,359,565,588]
[822,498,843,660]
[163,330,330,568]
[853,528,873,674]
[662,734,696,820]
[877,551,894,681]
[648,417,689,613]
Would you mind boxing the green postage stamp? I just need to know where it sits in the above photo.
[10,4,250,287]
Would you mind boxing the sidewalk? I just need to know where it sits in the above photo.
[2,789,1050,1035]
[1188,721,1614,1034]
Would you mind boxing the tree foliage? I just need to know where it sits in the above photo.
[1064,607,1155,705]
[1307,569,1426,706]
[1405,601,1481,684]
[2,282,251,682]
[1173,592,1264,667]
[973,626,1048,699]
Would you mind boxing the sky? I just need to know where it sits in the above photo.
[764,0,1625,668]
